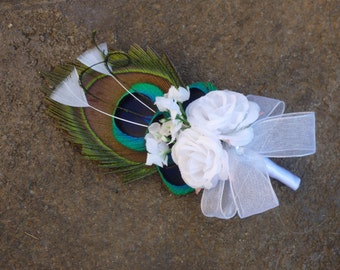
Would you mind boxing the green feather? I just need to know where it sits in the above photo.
[43,45,182,182]
[43,44,218,195]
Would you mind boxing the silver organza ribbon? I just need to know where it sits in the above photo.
[201,95,316,219]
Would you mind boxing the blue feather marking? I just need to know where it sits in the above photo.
[113,81,217,194]
[112,83,163,151]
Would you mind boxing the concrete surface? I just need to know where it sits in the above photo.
[0,0,339,269]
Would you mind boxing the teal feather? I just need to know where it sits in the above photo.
[43,44,217,194]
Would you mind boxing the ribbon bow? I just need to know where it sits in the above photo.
[201,95,316,219]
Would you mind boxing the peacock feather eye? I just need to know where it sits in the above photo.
[44,44,202,194]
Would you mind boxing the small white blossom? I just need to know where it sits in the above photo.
[166,86,190,102]
[145,85,190,167]
[155,85,190,122]
[148,122,163,140]
[160,119,183,143]
[145,133,169,167]
[155,96,181,121]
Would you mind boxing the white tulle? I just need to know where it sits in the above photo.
[200,95,316,219]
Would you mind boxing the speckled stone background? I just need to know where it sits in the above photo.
[0,0,339,269]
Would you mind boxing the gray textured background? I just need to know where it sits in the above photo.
[0,0,339,269]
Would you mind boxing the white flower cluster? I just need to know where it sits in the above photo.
[145,86,190,167]
[145,87,260,190]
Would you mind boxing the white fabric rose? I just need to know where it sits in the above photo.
[171,127,229,189]
[186,90,260,146]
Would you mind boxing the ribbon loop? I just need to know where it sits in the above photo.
[201,149,280,219]
[247,112,316,157]
[201,180,237,219]
[247,95,285,119]
[228,148,279,218]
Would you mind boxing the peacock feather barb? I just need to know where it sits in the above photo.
[43,43,215,195]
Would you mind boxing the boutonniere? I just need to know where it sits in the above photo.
[44,40,316,219]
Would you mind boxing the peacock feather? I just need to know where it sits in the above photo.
[43,42,216,195]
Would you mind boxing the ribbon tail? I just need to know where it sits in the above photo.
[201,180,237,219]
[229,149,279,218]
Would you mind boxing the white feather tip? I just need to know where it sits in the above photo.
[77,43,111,76]
[50,68,89,107]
